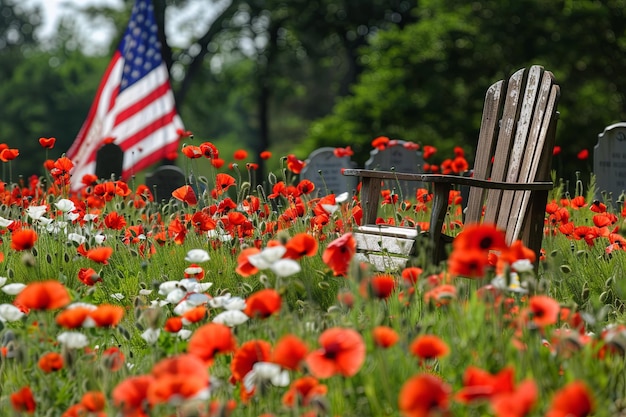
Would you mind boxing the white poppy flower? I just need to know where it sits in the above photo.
[243,362,290,392]
[158,281,179,295]
[1,283,25,295]
[0,276,7,287]
[66,302,97,311]
[185,249,210,263]
[212,310,249,326]
[55,199,75,213]
[335,192,349,203]
[512,259,534,273]
[67,233,87,245]
[57,332,89,349]
[173,300,195,316]
[247,245,286,269]
[321,204,339,215]
[185,293,211,306]
[166,288,187,305]
[94,234,106,244]
[0,304,25,322]
[26,205,47,220]
[176,329,192,340]
[209,294,246,310]
[141,328,161,344]
[0,216,13,228]
[270,259,301,277]
[83,213,99,222]
[66,212,81,222]
[110,293,125,301]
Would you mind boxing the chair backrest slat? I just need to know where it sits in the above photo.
[465,80,505,224]
[482,68,526,225]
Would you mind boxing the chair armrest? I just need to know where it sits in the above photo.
[342,169,553,191]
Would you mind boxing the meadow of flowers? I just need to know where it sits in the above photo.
[0,136,622,416]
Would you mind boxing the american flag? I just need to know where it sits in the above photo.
[67,0,183,191]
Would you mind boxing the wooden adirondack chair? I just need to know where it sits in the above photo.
[343,65,560,271]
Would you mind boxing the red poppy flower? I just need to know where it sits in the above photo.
[398,374,451,417]
[89,304,124,327]
[260,150,272,160]
[0,148,19,162]
[14,280,71,310]
[104,212,127,230]
[491,379,538,417]
[39,137,56,149]
[305,327,365,378]
[286,154,305,174]
[401,267,423,286]
[577,149,589,160]
[212,158,225,168]
[85,247,114,264]
[333,146,354,157]
[322,233,356,276]
[235,247,261,277]
[172,185,197,206]
[56,307,91,328]
[199,141,219,159]
[213,173,236,195]
[112,375,154,414]
[571,195,586,209]
[372,326,399,348]
[181,145,203,159]
[148,354,209,406]
[272,334,308,371]
[282,376,328,407]
[11,386,36,413]
[11,229,38,251]
[244,289,282,318]
[553,145,561,156]
[182,306,207,324]
[361,274,397,299]
[410,334,449,361]
[455,366,515,404]
[453,223,508,252]
[81,391,106,412]
[528,295,560,328]
[77,267,102,286]
[164,317,184,333]
[103,346,126,371]
[448,248,490,278]
[371,136,390,150]
[284,233,319,259]
[187,323,237,365]
[233,149,248,160]
[38,352,64,373]
[230,339,272,383]
[546,381,593,417]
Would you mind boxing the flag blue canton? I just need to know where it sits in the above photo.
[118,0,163,92]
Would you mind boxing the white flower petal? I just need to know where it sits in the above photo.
[110,293,125,301]
[270,259,301,277]
[57,332,89,349]
[26,205,48,220]
[248,246,286,269]
[0,276,7,287]
[67,233,87,245]
[512,259,534,273]
[185,249,210,263]
[321,204,339,215]
[0,304,25,322]
[335,192,349,203]
[141,328,161,344]
[1,283,26,295]
[55,199,75,213]
[177,329,192,340]
[0,216,14,228]
[212,310,249,326]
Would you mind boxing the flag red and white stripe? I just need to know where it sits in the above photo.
[67,0,183,191]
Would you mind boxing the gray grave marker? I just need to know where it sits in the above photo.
[364,140,425,199]
[95,143,124,181]
[300,147,358,197]
[593,122,626,201]
[145,165,187,202]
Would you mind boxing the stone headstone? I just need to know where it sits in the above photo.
[364,140,425,198]
[593,122,626,201]
[95,143,124,181]
[145,165,187,202]
[300,147,358,197]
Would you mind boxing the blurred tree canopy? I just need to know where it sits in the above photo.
[1,0,625,185]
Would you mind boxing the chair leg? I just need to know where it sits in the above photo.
[430,182,451,264]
